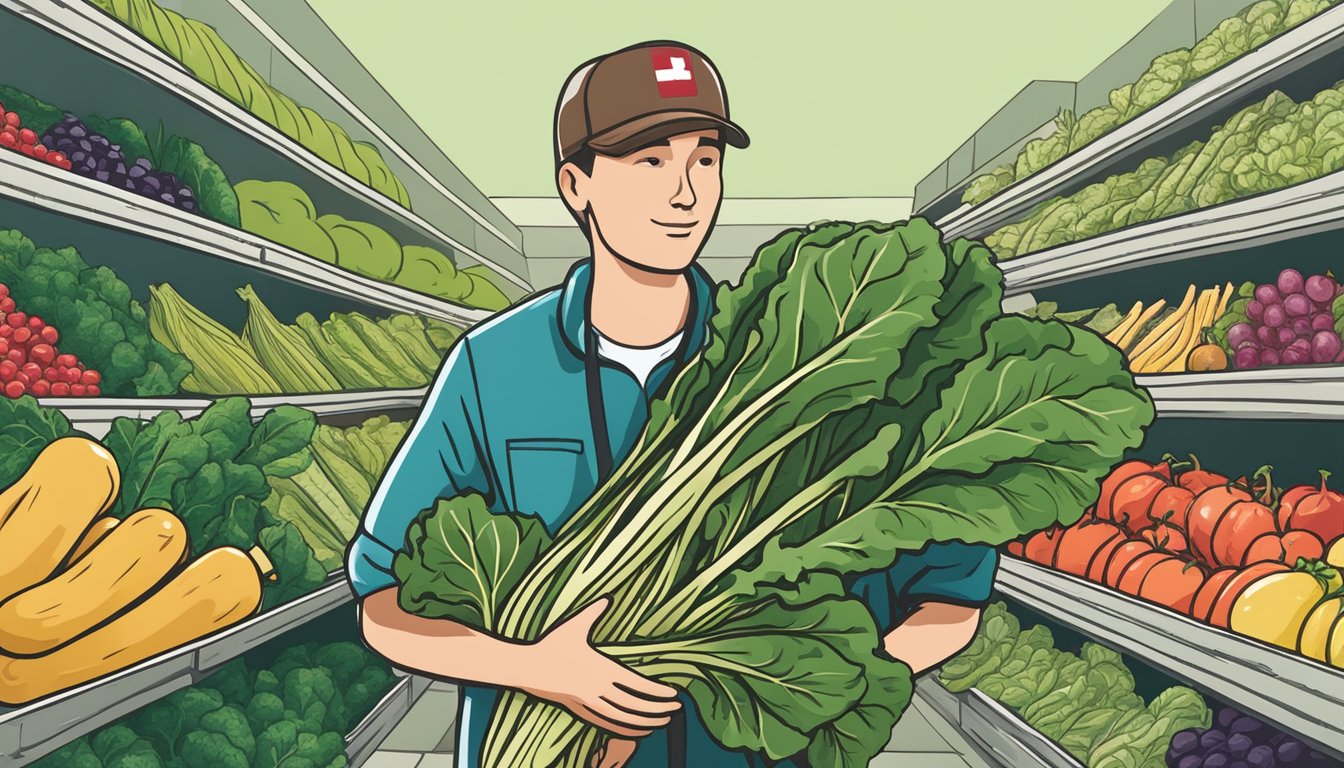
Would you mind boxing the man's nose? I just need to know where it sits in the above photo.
[670,168,696,210]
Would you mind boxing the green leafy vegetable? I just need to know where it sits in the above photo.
[0,397,71,488]
[155,135,241,227]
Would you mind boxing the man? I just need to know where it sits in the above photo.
[346,40,996,768]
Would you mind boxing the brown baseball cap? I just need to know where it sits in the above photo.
[555,41,749,164]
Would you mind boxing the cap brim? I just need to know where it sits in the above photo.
[584,111,749,157]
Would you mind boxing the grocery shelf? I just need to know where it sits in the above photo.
[47,388,428,440]
[4,0,531,294]
[999,169,1344,295]
[0,149,491,329]
[0,577,354,766]
[915,678,1082,768]
[345,674,434,768]
[935,4,1344,241]
[995,557,1344,761]
[1137,367,1344,420]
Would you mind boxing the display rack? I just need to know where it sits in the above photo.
[932,3,1344,239]
[0,578,354,765]
[3,0,532,293]
[915,678,1083,768]
[996,558,1344,761]
[344,674,435,767]
[1136,368,1344,420]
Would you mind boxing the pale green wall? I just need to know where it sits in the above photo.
[310,0,1172,198]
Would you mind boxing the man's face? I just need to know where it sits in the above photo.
[560,129,724,272]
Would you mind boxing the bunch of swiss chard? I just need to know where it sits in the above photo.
[393,218,1155,767]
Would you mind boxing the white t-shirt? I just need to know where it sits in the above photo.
[595,329,683,388]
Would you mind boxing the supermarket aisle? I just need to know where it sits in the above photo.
[358,678,994,768]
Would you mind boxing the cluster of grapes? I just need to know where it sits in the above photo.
[0,284,102,399]
[41,115,198,214]
[1228,269,1344,369]
[1167,707,1336,767]
[0,102,70,169]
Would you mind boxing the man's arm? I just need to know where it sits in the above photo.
[881,602,983,674]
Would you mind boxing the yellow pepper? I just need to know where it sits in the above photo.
[1230,560,1341,650]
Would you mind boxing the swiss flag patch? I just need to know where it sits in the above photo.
[650,47,697,98]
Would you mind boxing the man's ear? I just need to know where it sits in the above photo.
[557,163,588,221]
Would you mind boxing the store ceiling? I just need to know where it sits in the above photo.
[310,0,1172,200]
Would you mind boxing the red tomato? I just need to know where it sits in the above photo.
[11,327,29,345]
[29,379,49,397]
[28,343,54,366]
[86,384,101,397]
[70,383,87,397]
[56,353,76,368]
[49,381,69,397]
[3,380,22,398]
[0,360,15,381]
[39,326,57,345]
[63,368,80,384]
[81,369,101,386]
[1136,557,1207,614]
[6,312,26,328]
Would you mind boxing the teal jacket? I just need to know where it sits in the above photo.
[346,259,997,767]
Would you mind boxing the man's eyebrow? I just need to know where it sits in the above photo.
[697,137,722,148]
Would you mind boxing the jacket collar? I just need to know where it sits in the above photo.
[557,258,713,360]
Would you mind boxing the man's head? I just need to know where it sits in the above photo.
[554,42,749,273]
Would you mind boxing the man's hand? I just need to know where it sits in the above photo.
[520,597,682,738]
[591,737,639,768]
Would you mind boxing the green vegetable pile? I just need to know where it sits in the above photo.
[394,218,1154,766]
[31,640,396,768]
[265,416,409,570]
[962,0,1338,206]
[236,180,510,311]
[941,603,1212,767]
[0,395,71,488]
[104,397,327,608]
[1023,301,1127,335]
[988,80,1344,259]
[84,0,411,209]
[0,83,240,227]
[149,281,460,395]
[0,229,191,396]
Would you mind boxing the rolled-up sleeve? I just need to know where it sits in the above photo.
[345,339,493,597]
[847,542,999,632]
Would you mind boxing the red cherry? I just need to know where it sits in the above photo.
[32,144,47,160]
[50,381,69,397]
[29,379,49,397]
[12,327,30,345]
[20,363,40,381]
[70,383,87,397]
[56,354,76,368]
[0,298,13,313]
[7,312,26,328]
[0,340,7,356]
[29,344,54,366]
[43,367,59,382]
[18,128,36,145]
[81,369,101,386]
[86,384,100,397]
[63,367,81,384]
[0,133,14,150]
[0,360,14,381]
[26,316,42,330]
[0,325,9,339]
[6,349,23,365]
[3,380,23,399]
[15,372,30,388]
[61,159,73,171]
[39,326,57,344]
[18,144,33,157]
[4,113,18,128]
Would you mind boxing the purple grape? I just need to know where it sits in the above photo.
[1278,269,1305,296]
[1235,346,1262,369]
[1264,304,1287,328]
[1177,756,1202,768]
[1312,330,1342,364]
[1311,313,1335,332]
[1172,730,1201,756]
[1284,293,1313,318]
[1278,326,1297,347]
[1245,746,1275,768]
[1277,741,1304,762]
[1203,730,1229,749]
[1256,284,1281,305]
[1228,323,1256,348]
[1261,348,1281,366]
[1226,762,1249,768]
[1247,300,1266,322]
[1228,733,1253,756]
[1305,274,1336,304]
[1291,316,1313,338]
[1269,733,1287,747]
[1258,325,1279,348]
[1206,754,1231,768]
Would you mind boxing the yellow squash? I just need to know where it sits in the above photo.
[1151,288,1215,372]
[1115,300,1167,351]
[0,438,121,602]
[1129,286,1196,364]
[1327,537,1343,569]
[1298,594,1343,661]
[63,517,119,568]
[1105,301,1145,345]
[1229,566,1337,650]
[1329,612,1344,669]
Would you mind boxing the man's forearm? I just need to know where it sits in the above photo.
[357,587,542,692]
[881,602,982,675]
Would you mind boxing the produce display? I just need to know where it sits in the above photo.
[85,0,412,209]
[1211,270,1344,369]
[0,436,275,704]
[1010,455,1344,665]
[0,99,70,170]
[0,84,239,226]
[0,229,189,396]
[1168,706,1338,767]
[0,282,102,399]
[264,417,409,570]
[150,281,458,395]
[237,180,510,310]
[986,81,1344,260]
[392,219,1154,767]
[940,602,1212,767]
[961,0,1340,206]
[31,638,397,768]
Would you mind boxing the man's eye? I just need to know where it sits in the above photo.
[639,157,663,167]
[698,156,717,167]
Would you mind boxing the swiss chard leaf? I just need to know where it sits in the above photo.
[155,135,241,227]
[395,495,553,630]
[805,655,913,768]
[104,411,209,517]
[0,397,71,488]
[237,406,315,478]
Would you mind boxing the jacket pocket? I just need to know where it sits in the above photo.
[505,438,590,531]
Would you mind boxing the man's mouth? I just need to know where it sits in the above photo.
[653,220,698,238]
